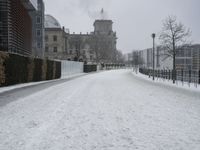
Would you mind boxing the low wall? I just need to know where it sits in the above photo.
[61,61,84,78]
[0,51,61,87]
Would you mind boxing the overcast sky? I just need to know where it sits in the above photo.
[43,0,200,53]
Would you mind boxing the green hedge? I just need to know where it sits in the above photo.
[84,65,97,73]
[0,51,61,87]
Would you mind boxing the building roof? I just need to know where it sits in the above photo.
[45,14,61,28]
[21,0,37,11]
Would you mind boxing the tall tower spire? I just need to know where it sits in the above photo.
[100,8,104,20]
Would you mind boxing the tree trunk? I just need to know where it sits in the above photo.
[173,40,176,84]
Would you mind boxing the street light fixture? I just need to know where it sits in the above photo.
[152,33,156,81]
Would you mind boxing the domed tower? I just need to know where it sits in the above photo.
[92,9,117,63]
[94,20,113,35]
[93,9,113,35]
[45,15,61,29]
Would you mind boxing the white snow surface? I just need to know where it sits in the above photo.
[132,71,200,93]
[0,70,200,150]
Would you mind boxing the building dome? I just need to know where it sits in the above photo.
[45,14,61,28]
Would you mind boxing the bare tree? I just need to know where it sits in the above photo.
[159,16,191,83]
[92,34,116,64]
[115,50,125,63]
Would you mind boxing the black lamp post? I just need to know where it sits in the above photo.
[152,33,156,81]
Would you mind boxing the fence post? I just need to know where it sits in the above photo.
[199,70,200,84]
[168,70,170,80]
[148,69,150,78]
[189,70,191,83]
[181,69,183,83]
[163,70,165,79]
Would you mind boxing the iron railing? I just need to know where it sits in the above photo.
[139,68,200,86]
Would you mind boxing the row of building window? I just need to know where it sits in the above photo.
[44,47,96,55]
[45,46,57,52]
[36,16,41,24]
[45,35,57,42]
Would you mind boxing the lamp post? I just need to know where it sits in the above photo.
[152,33,156,81]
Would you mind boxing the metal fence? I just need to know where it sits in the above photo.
[139,68,200,85]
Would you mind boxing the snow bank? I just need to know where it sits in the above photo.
[132,71,200,96]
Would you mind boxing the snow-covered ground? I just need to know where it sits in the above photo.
[0,70,200,150]
[132,71,200,93]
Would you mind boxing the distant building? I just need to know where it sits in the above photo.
[93,20,117,63]
[176,44,200,70]
[44,15,117,63]
[138,44,200,71]
[67,33,96,62]
[30,0,45,58]
[44,15,67,60]
[0,0,37,56]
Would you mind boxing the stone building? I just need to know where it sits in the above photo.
[44,14,117,63]
[66,20,117,63]
[92,20,117,63]
[67,33,96,63]
[44,15,67,60]
[0,0,37,56]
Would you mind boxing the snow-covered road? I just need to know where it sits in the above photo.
[0,70,200,150]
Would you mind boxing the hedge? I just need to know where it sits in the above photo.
[0,51,61,87]
[84,65,97,73]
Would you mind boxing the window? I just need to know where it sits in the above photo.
[37,42,41,48]
[45,35,48,42]
[36,16,41,24]
[36,29,41,37]
[53,47,58,52]
[45,46,49,52]
[53,35,57,42]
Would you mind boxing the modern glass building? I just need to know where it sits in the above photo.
[30,0,45,58]
[0,0,36,56]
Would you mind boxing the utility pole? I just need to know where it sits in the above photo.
[152,33,156,81]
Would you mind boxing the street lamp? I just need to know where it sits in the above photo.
[152,33,156,81]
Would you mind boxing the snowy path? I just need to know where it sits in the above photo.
[0,70,200,150]
[0,74,85,107]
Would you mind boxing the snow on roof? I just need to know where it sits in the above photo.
[45,14,61,28]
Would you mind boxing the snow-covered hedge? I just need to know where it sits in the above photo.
[84,65,97,73]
